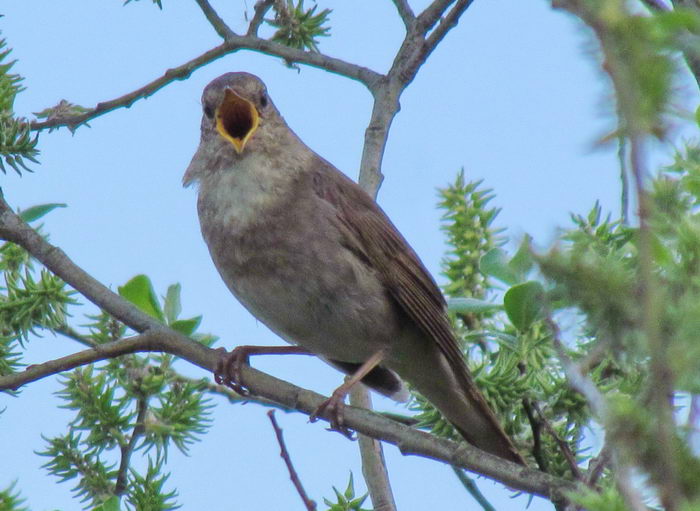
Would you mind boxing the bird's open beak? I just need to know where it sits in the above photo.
[215,88,260,154]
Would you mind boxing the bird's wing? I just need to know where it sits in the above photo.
[310,162,490,409]
[310,162,525,464]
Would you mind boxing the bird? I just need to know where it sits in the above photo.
[183,72,525,465]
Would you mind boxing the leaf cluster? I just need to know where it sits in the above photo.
[407,175,583,480]
[0,205,72,379]
[0,482,29,511]
[0,33,38,174]
[36,275,214,510]
[322,474,371,511]
[268,0,332,53]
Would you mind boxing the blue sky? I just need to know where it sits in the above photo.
[2,1,697,510]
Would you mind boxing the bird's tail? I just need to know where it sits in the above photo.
[400,347,526,465]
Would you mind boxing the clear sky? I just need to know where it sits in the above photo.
[2,1,697,510]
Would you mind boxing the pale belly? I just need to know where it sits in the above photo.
[201,205,400,364]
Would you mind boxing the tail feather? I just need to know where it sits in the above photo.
[393,337,526,465]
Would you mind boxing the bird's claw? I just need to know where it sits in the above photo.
[310,394,355,439]
[214,346,251,396]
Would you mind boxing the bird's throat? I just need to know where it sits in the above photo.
[216,89,260,154]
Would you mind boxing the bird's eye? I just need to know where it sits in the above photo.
[204,104,215,119]
[260,93,268,108]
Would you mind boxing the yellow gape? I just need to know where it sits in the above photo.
[215,88,260,154]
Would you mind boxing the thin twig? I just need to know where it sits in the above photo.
[547,317,606,417]
[576,339,610,376]
[391,0,416,28]
[194,0,236,39]
[630,134,680,511]
[350,387,397,511]
[247,0,275,36]
[424,0,475,56]
[416,0,458,34]
[115,397,149,495]
[267,411,317,511]
[452,467,496,511]
[546,315,647,511]
[585,444,610,487]
[522,398,548,472]
[617,130,630,225]
[55,324,98,348]
[532,402,584,481]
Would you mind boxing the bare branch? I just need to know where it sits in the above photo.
[55,324,98,348]
[522,398,548,472]
[194,0,236,40]
[31,40,382,132]
[585,444,610,487]
[248,0,275,36]
[115,396,149,495]
[0,332,178,390]
[0,332,578,499]
[533,402,584,481]
[424,0,475,58]
[416,0,457,34]
[547,316,647,511]
[356,0,474,193]
[391,0,416,28]
[357,88,398,196]
[350,387,397,511]
[268,411,317,511]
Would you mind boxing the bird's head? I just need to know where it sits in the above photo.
[183,72,279,186]
[201,72,273,154]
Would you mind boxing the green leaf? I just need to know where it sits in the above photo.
[503,281,544,331]
[118,275,164,321]
[170,316,202,336]
[480,248,519,285]
[18,202,66,222]
[93,496,120,511]
[447,297,503,314]
[163,283,182,324]
[508,235,534,278]
[696,104,700,128]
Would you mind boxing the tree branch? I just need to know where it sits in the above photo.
[416,0,458,34]
[424,0,475,59]
[533,402,584,481]
[30,40,382,132]
[115,396,149,495]
[247,0,275,37]
[0,329,578,499]
[547,316,647,511]
[391,0,416,29]
[350,387,397,511]
[0,193,579,501]
[194,0,236,40]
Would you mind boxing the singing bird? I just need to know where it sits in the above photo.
[183,72,524,465]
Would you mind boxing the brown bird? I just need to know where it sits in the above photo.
[183,72,524,465]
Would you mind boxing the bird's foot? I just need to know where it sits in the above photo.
[310,390,354,439]
[214,346,252,396]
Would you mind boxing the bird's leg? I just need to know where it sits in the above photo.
[214,345,311,395]
[311,350,386,437]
